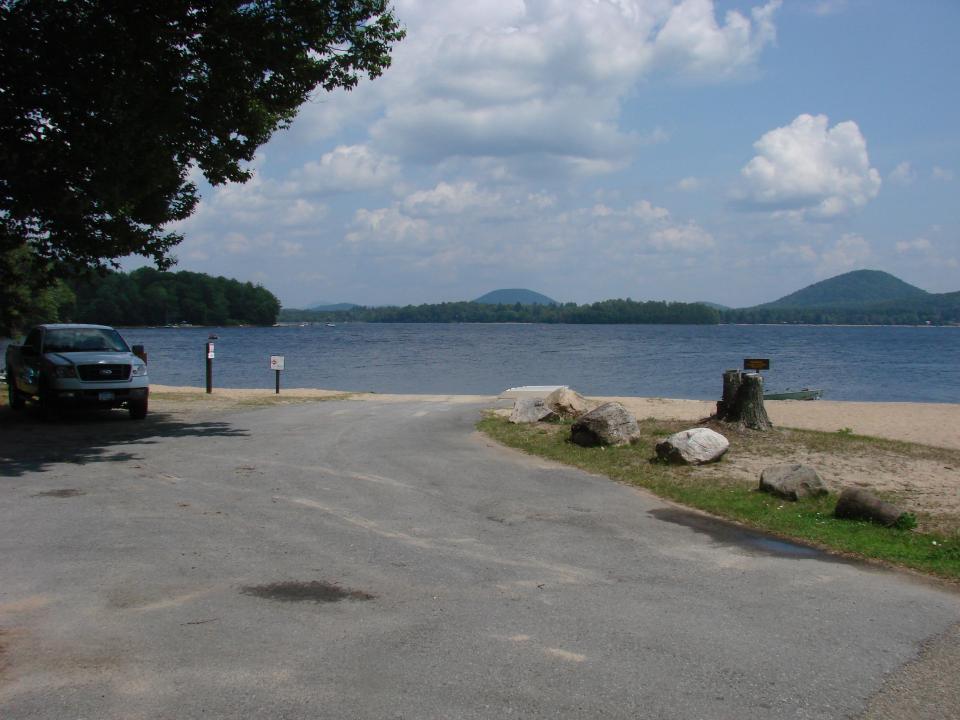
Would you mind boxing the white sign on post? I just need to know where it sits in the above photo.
[207,343,215,359]
[270,355,285,371]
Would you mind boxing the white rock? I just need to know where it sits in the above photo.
[509,398,556,424]
[655,427,729,465]
[759,464,827,500]
[570,402,640,447]
[544,387,594,419]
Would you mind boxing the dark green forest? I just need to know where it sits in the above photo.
[8,268,281,331]
[280,298,720,324]
[69,268,281,326]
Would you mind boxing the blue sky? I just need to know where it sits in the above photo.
[161,0,960,308]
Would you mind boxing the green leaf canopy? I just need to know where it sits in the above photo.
[0,0,404,269]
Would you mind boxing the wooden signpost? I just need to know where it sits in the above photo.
[270,355,284,394]
[205,341,215,394]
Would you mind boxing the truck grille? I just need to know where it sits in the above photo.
[77,364,131,381]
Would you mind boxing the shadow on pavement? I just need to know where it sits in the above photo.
[0,405,248,477]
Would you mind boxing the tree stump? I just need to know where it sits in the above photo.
[716,368,742,417]
[714,370,772,431]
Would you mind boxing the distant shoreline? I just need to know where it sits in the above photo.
[103,321,960,330]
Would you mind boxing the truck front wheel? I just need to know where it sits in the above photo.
[129,398,148,420]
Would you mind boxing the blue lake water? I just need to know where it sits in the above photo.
[58,323,959,403]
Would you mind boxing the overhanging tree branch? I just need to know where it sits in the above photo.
[0,0,405,272]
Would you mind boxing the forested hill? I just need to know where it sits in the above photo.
[721,270,959,325]
[474,289,558,305]
[722,291,960,325]
[67,268,281,326]
[757,269,928,308]
[279,298,718,324]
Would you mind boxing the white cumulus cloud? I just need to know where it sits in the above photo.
[287,145,400,194]
[653,0,781,81]
[629,199,672,222]
[895,237,932,254]
[888,161,916,185]
[932,166,955,182]
[402,181,502,218]
[649,222,715,251]
[345,206,440,251]
[360,0,781,171]
[738,113,881,218]
[818,233,870,275]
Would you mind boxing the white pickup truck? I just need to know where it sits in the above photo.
[5,324,149,419]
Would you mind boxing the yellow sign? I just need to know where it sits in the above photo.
[743,358,770,371]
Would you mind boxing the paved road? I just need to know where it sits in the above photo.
[1,399,957,719]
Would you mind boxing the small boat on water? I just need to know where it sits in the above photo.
[325,322,335,327]
[763,388,823,401]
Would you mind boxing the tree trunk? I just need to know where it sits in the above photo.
[835,488,905,526]
[732,373,772,430]
[714,370,772,431]
[717,368,742,418]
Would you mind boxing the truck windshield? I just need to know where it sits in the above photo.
[43,328,129,353]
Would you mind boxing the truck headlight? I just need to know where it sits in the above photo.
[131,363,148,377]
[53,366,77,378]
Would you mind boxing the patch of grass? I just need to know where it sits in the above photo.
[478,414,960,580]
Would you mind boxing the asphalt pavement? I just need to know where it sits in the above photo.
[1,398,958,719]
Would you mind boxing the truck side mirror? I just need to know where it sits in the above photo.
[132,345,148,363]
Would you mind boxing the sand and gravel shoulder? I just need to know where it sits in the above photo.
[583,396,960,534]
[598,396,960,452]
[149,385,493,412]
[491,392,960,533]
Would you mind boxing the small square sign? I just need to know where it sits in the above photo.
[743,358,770,371]
[270,355,285,371]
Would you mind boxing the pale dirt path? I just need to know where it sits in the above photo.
[152,386,960,451]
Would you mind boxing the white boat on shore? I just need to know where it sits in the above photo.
[499,385,567,399]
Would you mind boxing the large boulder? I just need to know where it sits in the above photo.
[834,488,907,527]
[655,427,729,465]
[544,387,593,419]
[570,402,640,447]
[509,398,557,424]
[759,464,828,501]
